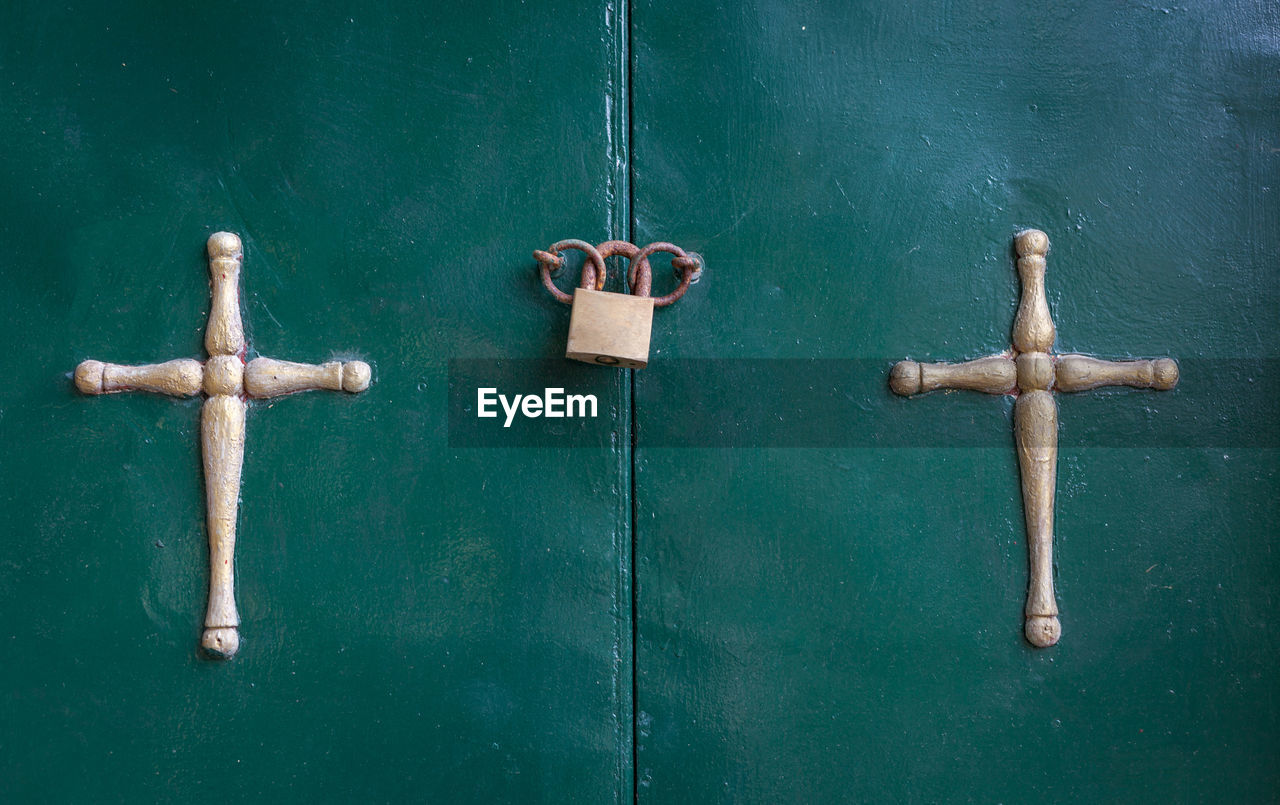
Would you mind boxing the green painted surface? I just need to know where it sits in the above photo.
[2,0,1278,802]
[0,2,631,801]
[631,1,1280,802]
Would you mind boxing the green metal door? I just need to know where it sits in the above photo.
[2,1,1277,803]
[1,2,633,801]
[630,2,1280,802]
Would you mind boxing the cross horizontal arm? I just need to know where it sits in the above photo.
[889,356,1016,396]
[244,357,372,399]
[1055,355,1179,393]
[74,359,204,397]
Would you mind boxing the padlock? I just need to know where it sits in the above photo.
[536,238,702,369]
[565,240,653,368]
[565,287,654,368]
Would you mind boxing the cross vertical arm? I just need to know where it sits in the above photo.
[1010,230,1061,647]
[199,232,247,658]
[1014,390,1060,646]
[201,394,245,657]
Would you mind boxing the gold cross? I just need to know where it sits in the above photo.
[74,232,372,659]
[890,229,1179,647]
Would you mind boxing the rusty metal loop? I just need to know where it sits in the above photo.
[537,237,700,307]
[593,239,657,302]
[536,239,606,304]
[595,240,648,294]
[631,242,702,306]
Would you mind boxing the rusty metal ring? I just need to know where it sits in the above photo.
[595,240,642,260]
[672,254,703,282]
[533,250,563,277]
[632,242,701,306]
[536,239,606,304]
[595,239,652,297]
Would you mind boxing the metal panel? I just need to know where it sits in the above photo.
[631,1,1280,800]
[0,2,632,801]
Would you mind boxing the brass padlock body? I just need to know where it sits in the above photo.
[565,288,654,369]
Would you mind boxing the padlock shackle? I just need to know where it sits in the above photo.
[595,240,642,262]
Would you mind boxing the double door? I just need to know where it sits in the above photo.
[2,1,1276,801]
